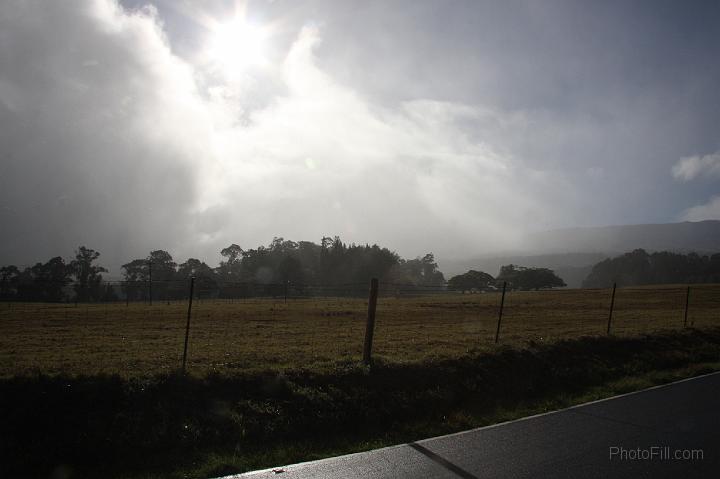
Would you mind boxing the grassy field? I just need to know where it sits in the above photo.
[1,284,718,377]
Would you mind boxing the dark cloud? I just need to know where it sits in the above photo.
[0,1,208,271]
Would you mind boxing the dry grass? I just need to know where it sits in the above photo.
[1,284,718,377]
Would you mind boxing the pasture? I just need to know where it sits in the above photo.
[1,284,718,377]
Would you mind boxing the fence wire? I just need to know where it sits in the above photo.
[0,282,718,377]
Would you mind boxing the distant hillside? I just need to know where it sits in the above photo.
[530,220,720,255]
[439,221,720,288]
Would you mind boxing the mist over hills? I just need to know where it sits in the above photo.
[439,220,720,287]
[529,220,720,255]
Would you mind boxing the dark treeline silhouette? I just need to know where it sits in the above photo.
[0,246,116,302]
[446,265,566,292]
[122,236,445,300]
[0,237,445,302]
[582,249,720,288]
[496,264,566,290]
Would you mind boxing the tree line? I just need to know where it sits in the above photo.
[449,248,720,291]
[8,242,711,302]
[0,237,446,302]
[0,247,113,302]
[582,249,720,288]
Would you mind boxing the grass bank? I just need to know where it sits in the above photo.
[2,328,720,478]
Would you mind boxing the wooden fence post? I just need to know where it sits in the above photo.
[181,276,195,373]
[683,286,691,328]
[494,281,507,344]
[362,278,379,366]
[606,283,617,335]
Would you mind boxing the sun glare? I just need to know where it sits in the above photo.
[208,18,269,75]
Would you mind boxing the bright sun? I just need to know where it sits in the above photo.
[208,18,269,75]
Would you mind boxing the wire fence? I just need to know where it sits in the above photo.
[0,280,718,377]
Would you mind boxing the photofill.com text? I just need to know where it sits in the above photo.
[609,446,703,461]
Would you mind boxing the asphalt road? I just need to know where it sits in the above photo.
[223,371,720,479]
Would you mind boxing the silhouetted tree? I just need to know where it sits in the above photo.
[147,250,177,300]
[0,265,20,300]
[121,259,149,301]
[177,258,218,298]
[69,246,107,302]
[278,256,303,283]
[448,270,495,292]
[389,253,445,288]
[497,264,566,290]
[218,244,244,282]
[16,257,71,302]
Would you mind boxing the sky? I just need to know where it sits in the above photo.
[1,0,719,274]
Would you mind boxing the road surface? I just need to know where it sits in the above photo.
[221,371,720,478]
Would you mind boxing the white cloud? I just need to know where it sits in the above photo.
[194,26,570,258]
[672,152,720,181]
[0,0,577,271]
[680,196,720,221]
